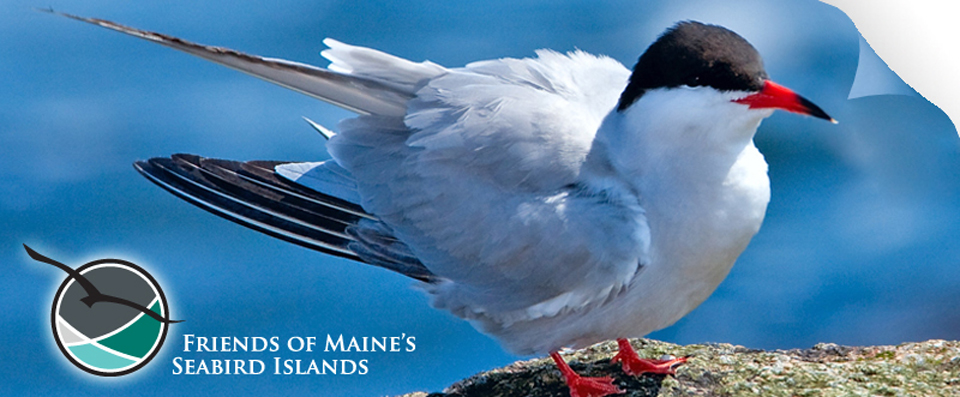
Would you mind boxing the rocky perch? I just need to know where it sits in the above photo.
[399,339,960,396]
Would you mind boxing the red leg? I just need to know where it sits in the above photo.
[550,351,623,397]
[610,338,688,376]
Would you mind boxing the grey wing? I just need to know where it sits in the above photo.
[327,50,649,324]
[66,11,650,326]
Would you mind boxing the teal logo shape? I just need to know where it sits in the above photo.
[25,245,181,376]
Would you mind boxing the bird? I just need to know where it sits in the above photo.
[56,11,834,397]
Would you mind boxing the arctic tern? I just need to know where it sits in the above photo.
[55,12,834,397]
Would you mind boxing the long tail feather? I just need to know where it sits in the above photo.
[47,10,410,116]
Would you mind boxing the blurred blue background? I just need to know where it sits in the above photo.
[3,0,958,395]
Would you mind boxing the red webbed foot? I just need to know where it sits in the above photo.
[551,351,623,397]
[611,338,689,376]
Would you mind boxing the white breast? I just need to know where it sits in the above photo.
[492,86,775,353]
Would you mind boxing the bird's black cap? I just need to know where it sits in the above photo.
[618,21,769,111]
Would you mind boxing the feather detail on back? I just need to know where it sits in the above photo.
[321,38,447,95]
[275,161,364,206]
[326,51,649,328]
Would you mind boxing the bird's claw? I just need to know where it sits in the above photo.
[612,339,688,376]
[566,374,623,397]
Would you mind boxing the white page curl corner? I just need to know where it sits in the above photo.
[847,33,918,100]
[820,0,960,136]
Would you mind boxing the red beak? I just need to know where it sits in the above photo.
[734,80,836,123]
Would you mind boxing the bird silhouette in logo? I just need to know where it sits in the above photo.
[24,244,181,325]
[26,244,180,376]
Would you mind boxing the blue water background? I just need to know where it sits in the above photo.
[2,0,958,395]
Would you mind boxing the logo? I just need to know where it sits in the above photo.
[25,245,182,376]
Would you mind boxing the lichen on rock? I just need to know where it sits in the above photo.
[398,339,960,397]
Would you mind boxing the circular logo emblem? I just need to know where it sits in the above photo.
[51,259,171,376]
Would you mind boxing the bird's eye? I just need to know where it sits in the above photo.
[686,75,701,86]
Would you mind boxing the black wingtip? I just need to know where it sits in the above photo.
[133,160,150,173]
